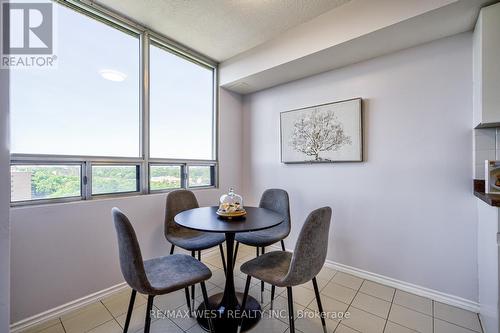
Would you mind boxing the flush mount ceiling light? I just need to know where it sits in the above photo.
[99,69,127,82]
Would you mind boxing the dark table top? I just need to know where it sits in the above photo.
[174,206,284,233]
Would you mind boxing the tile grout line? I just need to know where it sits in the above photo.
[59,317,67,333]
[382,286,396,333]
[432,300,434,333]
[335,277,364,333]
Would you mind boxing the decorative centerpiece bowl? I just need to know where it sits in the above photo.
[217,188,246,219]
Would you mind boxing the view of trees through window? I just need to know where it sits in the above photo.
[189,166,213,187]
[92,165,139,195]
[10,165,81,202]
[150,165,181,191]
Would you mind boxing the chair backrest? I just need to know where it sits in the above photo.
[165,189,199,238]
[259,189,291,235]
[112,207,151,294]
[282,207,332,286]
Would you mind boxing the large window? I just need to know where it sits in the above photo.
[9,1,217,205]
[150,44,215,160]
[10,3,141,157]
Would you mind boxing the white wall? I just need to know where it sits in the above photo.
[9,88,243,323]
[0,66,11,331]
[242,33,478,302]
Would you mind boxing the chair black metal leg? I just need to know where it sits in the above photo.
[191,251,196,312]
[200,282,215,333]
[281,240,286,251]
[312,277,327,333]
[261,247,265,303]
[219,243,227,275]
[237,275,252,333]
[256,246,259,257]
[270,285,276,310]
[233,241,240,267]
[144,295,154,333]
[286,287,295,333]
[123,289,136,333]
[198,250,201,261]
[184,287,191,317]
[169,244,175,255]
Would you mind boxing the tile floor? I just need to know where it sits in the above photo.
[20,244,483,333]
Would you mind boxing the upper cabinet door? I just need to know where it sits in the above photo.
[474,2,500,128]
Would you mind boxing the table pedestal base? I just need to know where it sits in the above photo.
[196,292,262,333]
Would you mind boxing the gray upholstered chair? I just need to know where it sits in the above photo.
[165,189,226,311]
[233,189,291,302]
[238,207,332,333]
[112,208,214,333]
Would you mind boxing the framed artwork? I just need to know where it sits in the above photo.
[280,98,363,163]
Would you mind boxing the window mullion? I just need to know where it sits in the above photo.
[141,31,150,194]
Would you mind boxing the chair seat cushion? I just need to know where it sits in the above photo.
[144,254,212,294]
[235,227,289,247]
[167,229,225,251]
[240,251,292,287]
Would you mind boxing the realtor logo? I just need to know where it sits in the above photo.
[1,0,57,68]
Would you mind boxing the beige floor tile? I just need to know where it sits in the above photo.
[248,284,274,308]
[307,293,349,318]
[334,324,360,332]
[154,289,190,311]
[234,276,251,292]
[263,282,287,296]
[322,282,357,304]
[61,302,113,333]
[19,318,61,333]
[300,277,330,292]
[101,289,147,318]
[289,285,317,307]
[283,328,305,333]
[359,281,395,302]
[185,323,206,333]
[264,295,305,323]
[208,269,227,288]
[116,303,158,333]
[340,306,386,333]
[351,292,391,319]
[144,317,183,333]
[331,273,363,291]
[393,290,432,316]
[388,304,432,333]
[203,253,225,269]
[295,313,339,333]
[317,267,337,281]
[434,318,480,333]
[236,254,255,264]
[168,303,198,331]
[86,319,122,333]
[249,310,290,333]
[23,323,65,333]
[433,302,482,332]
[384,321,419,332]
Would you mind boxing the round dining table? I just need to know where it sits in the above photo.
[174,206,284,332]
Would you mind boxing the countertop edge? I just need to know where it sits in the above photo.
[474,179,500,207]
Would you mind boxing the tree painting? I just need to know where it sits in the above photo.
[289,109,351,161]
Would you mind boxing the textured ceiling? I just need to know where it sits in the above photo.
[94,0,351,61]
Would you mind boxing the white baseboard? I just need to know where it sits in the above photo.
[10,245,480,332]
[9,282,128,333]
[269,244,479,313]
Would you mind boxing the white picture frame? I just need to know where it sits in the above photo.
[280,98,363,163]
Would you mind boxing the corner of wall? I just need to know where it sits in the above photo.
[0,67,11,330]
